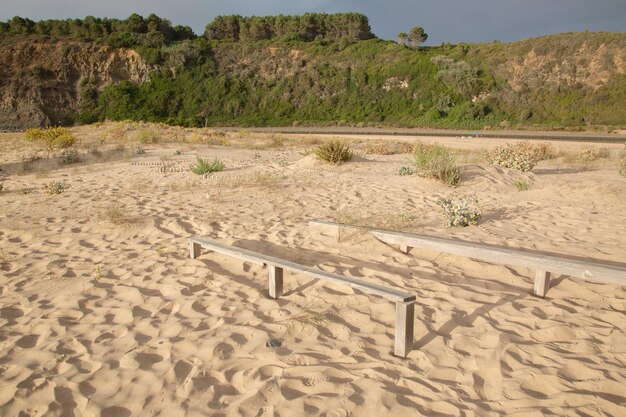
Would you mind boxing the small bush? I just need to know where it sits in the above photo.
[45,181,69,194]
[485,142,538,172]
[134,145,145,154]
[438,196,482,227]
[513,178,533,191]
[174,149,182,156]
[366,143,392,155]
[26,127,75,150]
[189,156,225,175]
[313,140,353,165]
[530,142,557,160]
[138,129,160,144]
[413,142,462,186]
[398,166,413,176]
[102,204,134,225]
[60,149,79,165]
[578,146,609,161]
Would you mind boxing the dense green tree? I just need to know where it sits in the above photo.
[408,26,428,47]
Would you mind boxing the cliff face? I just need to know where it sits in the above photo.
[475,33,626,92]
[0,36,151,129]
[1,31,625,129]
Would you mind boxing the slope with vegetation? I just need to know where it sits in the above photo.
[0,13,624,130]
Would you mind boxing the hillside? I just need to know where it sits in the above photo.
[1,14,625,130]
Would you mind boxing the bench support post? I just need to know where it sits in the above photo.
[399,245,411,254]
[394,301,414,357]
[533,270,551,298]
[189,241,201,259]
[268,265,283,299]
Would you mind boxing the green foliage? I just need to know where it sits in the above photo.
[189,156,225,174]
[204,13,374,42]
[413,142,462,186]
[485,142,539,172]
[25,127,75,149]
[398,166,413,176]
[138,129,160,143]
[438,196,482,227]
[313,140,353,164]
[4,15,623,130]
[0,13,195,47]
[134,145,145,154]
[408,26,428,47]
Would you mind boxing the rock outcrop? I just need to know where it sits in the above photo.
[0,36,152,129]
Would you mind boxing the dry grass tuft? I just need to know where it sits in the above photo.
[100,204,136,226]
[414,142,462,185]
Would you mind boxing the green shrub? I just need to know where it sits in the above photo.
[138,129,160,144]
[313,140,353,165]
[60,149,79,165]
[25,127,75,150]
[398,166,413,176]
[413,142,462,186]
[45,181,69,194]
[513,177,533,191]
[438,196,482,227]
[189,156,225,175]
[485,142,538,172]
[134,145,145,154]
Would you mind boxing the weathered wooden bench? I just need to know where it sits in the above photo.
[188,236,416,357]
[309,220,626,297]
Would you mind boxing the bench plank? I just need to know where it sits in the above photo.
[189,236,415,302]
[189,236,416,357]
[310,220,626,293]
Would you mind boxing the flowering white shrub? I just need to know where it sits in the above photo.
[485,142,538,172]
[438,195,482,227]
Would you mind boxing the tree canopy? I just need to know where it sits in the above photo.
[204,13,375,42]
[0,14,195,47]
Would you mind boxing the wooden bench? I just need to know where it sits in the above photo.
[188,236,417,357]
[309,220,626,297]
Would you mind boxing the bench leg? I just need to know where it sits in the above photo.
[394,301,414,358]
[268,265,283,299]
[533,270,551,298]
[399,245,412,254]
[189,241,201,259]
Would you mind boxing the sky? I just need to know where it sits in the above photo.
[1,0,625,44]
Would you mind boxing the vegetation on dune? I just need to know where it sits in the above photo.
[413,143,462,186]
[25,127,76,149]
[313,140,353,164]
[189,156,225,174]
[2,13,625,130]
[438,196,482,227]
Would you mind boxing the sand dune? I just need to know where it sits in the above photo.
[1,128,625,416]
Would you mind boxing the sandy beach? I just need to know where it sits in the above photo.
[1,123,625,416]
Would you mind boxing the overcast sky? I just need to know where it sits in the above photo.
[1,0,624,44]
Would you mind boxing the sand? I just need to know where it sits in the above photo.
[1,125,625,416]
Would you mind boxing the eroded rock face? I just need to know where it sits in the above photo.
[0,36,152,129]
